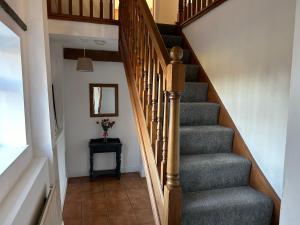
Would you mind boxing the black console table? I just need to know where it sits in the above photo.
[89,138,122,179]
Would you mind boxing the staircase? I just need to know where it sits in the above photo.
[118,0,279,224]
[157,24,274,225]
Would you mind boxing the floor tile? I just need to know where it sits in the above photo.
[103,179,127,191]
[82,200,108,217]
[63,174,154,225]
[81,191,107,203]
[63,201,82,220]
[129,196,152,210]
[81,181,103,193]
[109,213,138,225]
[135,208,155,224]
[105,190,129,204]
[63,218,82,225]
[83,215,110,225]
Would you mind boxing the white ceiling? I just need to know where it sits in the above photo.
[50,34,118,51]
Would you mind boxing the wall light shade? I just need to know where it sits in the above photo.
[76,57,94,72]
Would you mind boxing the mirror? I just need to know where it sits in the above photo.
[89,84,119,117]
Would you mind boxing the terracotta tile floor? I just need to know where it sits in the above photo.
[63,173,155,225]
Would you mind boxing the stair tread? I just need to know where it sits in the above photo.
[180,125,233,133]
[183,186,273,225]
[180,102,220,126]
[181,153,251,192]
[180,125,234,154]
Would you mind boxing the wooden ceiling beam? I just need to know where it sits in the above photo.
[63,48,122,62]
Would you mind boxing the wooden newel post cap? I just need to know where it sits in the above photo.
[170,46,183,63]
[167,46,185,93]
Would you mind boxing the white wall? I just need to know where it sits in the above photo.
[280,1,300,224]
[183,0,296,196]
[48,19,118,41]
[64,60,141,177]
[49,39,68,207]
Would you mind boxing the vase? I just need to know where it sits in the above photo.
[103,131,108,143]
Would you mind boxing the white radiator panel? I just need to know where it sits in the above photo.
[38,185,62,225]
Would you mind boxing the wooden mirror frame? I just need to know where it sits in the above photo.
[89,83,119,117]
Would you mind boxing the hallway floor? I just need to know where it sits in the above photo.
[63,173,155,225]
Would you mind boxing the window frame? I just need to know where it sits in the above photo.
[0,7,33,202]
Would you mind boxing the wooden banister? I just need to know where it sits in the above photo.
[47,0,118,25]
[119,1,185,225]
[178,0,228,27]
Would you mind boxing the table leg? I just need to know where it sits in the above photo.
[116,151,121,179]
[90,151,94,179]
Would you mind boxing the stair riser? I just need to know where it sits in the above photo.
[181,155,251,192]
[157,24,180,35]
[180,103,220,126]
[180,127,234,154]
[162,35,182,48]
[182,83,208,102]
[185,65,199,82]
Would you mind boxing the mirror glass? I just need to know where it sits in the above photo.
[90,84,118,117]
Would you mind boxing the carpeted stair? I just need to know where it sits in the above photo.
[157,23,274,225]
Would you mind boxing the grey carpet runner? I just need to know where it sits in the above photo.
[157,23,274,225]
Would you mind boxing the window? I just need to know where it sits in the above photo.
[0,21,27,174]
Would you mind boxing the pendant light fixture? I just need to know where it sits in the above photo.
[76,40,93,72]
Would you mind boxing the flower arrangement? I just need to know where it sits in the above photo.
[96,119,115,142]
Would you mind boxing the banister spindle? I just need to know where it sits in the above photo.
[163,47,184,225]
[197,0,201,12]
[58,0,62,14]
[69,0,73,15]
[192,0,196,15]
[110,0,113,20]
[150,53,158,147]
[155,64,163,167]
[178,0,184,24]
[147,45,154,130]
[184,0,187,20]
[90,0,93,18]
[79,0,83,16]
[100,0,103,19]
[160,84,169,187]
[188,0,191,18]
[142,32,149,113]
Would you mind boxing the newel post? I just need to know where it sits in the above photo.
[163,47,185,225]
[178,0,183,24]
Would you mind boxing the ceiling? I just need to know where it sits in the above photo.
[50,34,118,52]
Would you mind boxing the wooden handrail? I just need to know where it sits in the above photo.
[119,1,185,225]
[178,0,228,26]
[47,0,118,25]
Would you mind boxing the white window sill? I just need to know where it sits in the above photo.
[0,145,29,175]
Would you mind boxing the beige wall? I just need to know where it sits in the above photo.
[154,0,178,24]
[183,0,296,196]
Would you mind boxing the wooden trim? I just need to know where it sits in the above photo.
[180,30,281,225]
[0,0,27,31]
[64,48,122,62]
[120,27,164,225]
[48,14,119,25]
[89,83,119,117]
[180,0,228,27]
